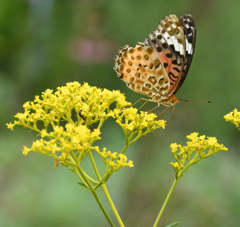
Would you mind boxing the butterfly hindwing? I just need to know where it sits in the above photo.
[114,43,170,102]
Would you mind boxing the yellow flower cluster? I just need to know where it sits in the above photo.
[170,132,228,179]
[7,82,131,131]
[116,107,165,132]
[22,124,101,164]
[7,82,165,175]
[224,108,240,129]
[115,107,165,146]
[95,147,134,172]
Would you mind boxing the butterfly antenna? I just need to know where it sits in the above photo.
[179,98,211,103]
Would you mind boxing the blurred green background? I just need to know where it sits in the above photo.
[1,0,240,226]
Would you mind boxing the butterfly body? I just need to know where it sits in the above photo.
[114,14,196,106]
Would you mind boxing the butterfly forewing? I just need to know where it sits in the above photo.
[146,15,187,95]
[174,14,196,94]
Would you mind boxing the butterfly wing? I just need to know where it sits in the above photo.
[114,42,171,102]
[114,14,196,105]
[146,15,186,95]
[174,14,196,94]
[146,14,196,96]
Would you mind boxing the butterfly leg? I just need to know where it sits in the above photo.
[148,102,170,115]
[147,104,161,113]
[129,98,151,110]
[165,106,175,123]
[156,105,171,119]
[137,98,151,110]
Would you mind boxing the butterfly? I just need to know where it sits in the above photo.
[114,14,196,107]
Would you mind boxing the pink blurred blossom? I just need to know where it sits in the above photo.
[69,38,117,64]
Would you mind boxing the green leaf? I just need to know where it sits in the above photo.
[165,221,180,227]
[77,182,88,188]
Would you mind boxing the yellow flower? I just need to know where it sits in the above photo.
[96,147,134,173]
[206,137,217,146]
[22,146,31,155]
[6,122,15,131]
[115,107,165,141]
[224,109,240,129]
[7,82,163,177]
[170,132,228,179]
[170,143,178,153]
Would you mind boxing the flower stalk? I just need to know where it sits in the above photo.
[153,132,228,227]
[153,179,178,227]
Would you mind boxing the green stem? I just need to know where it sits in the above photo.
[121,131,138,155]
[74,166,114,227]
[89,151,102,180]
[153,179,178,227]
[90,186,115,227]
[101,184,125,227]
[68,156,89,188]
[120,143,129,155]
[97,118,108,130]
[88,152,124,226]
[79,167,98,184]
[177,152,199,179]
